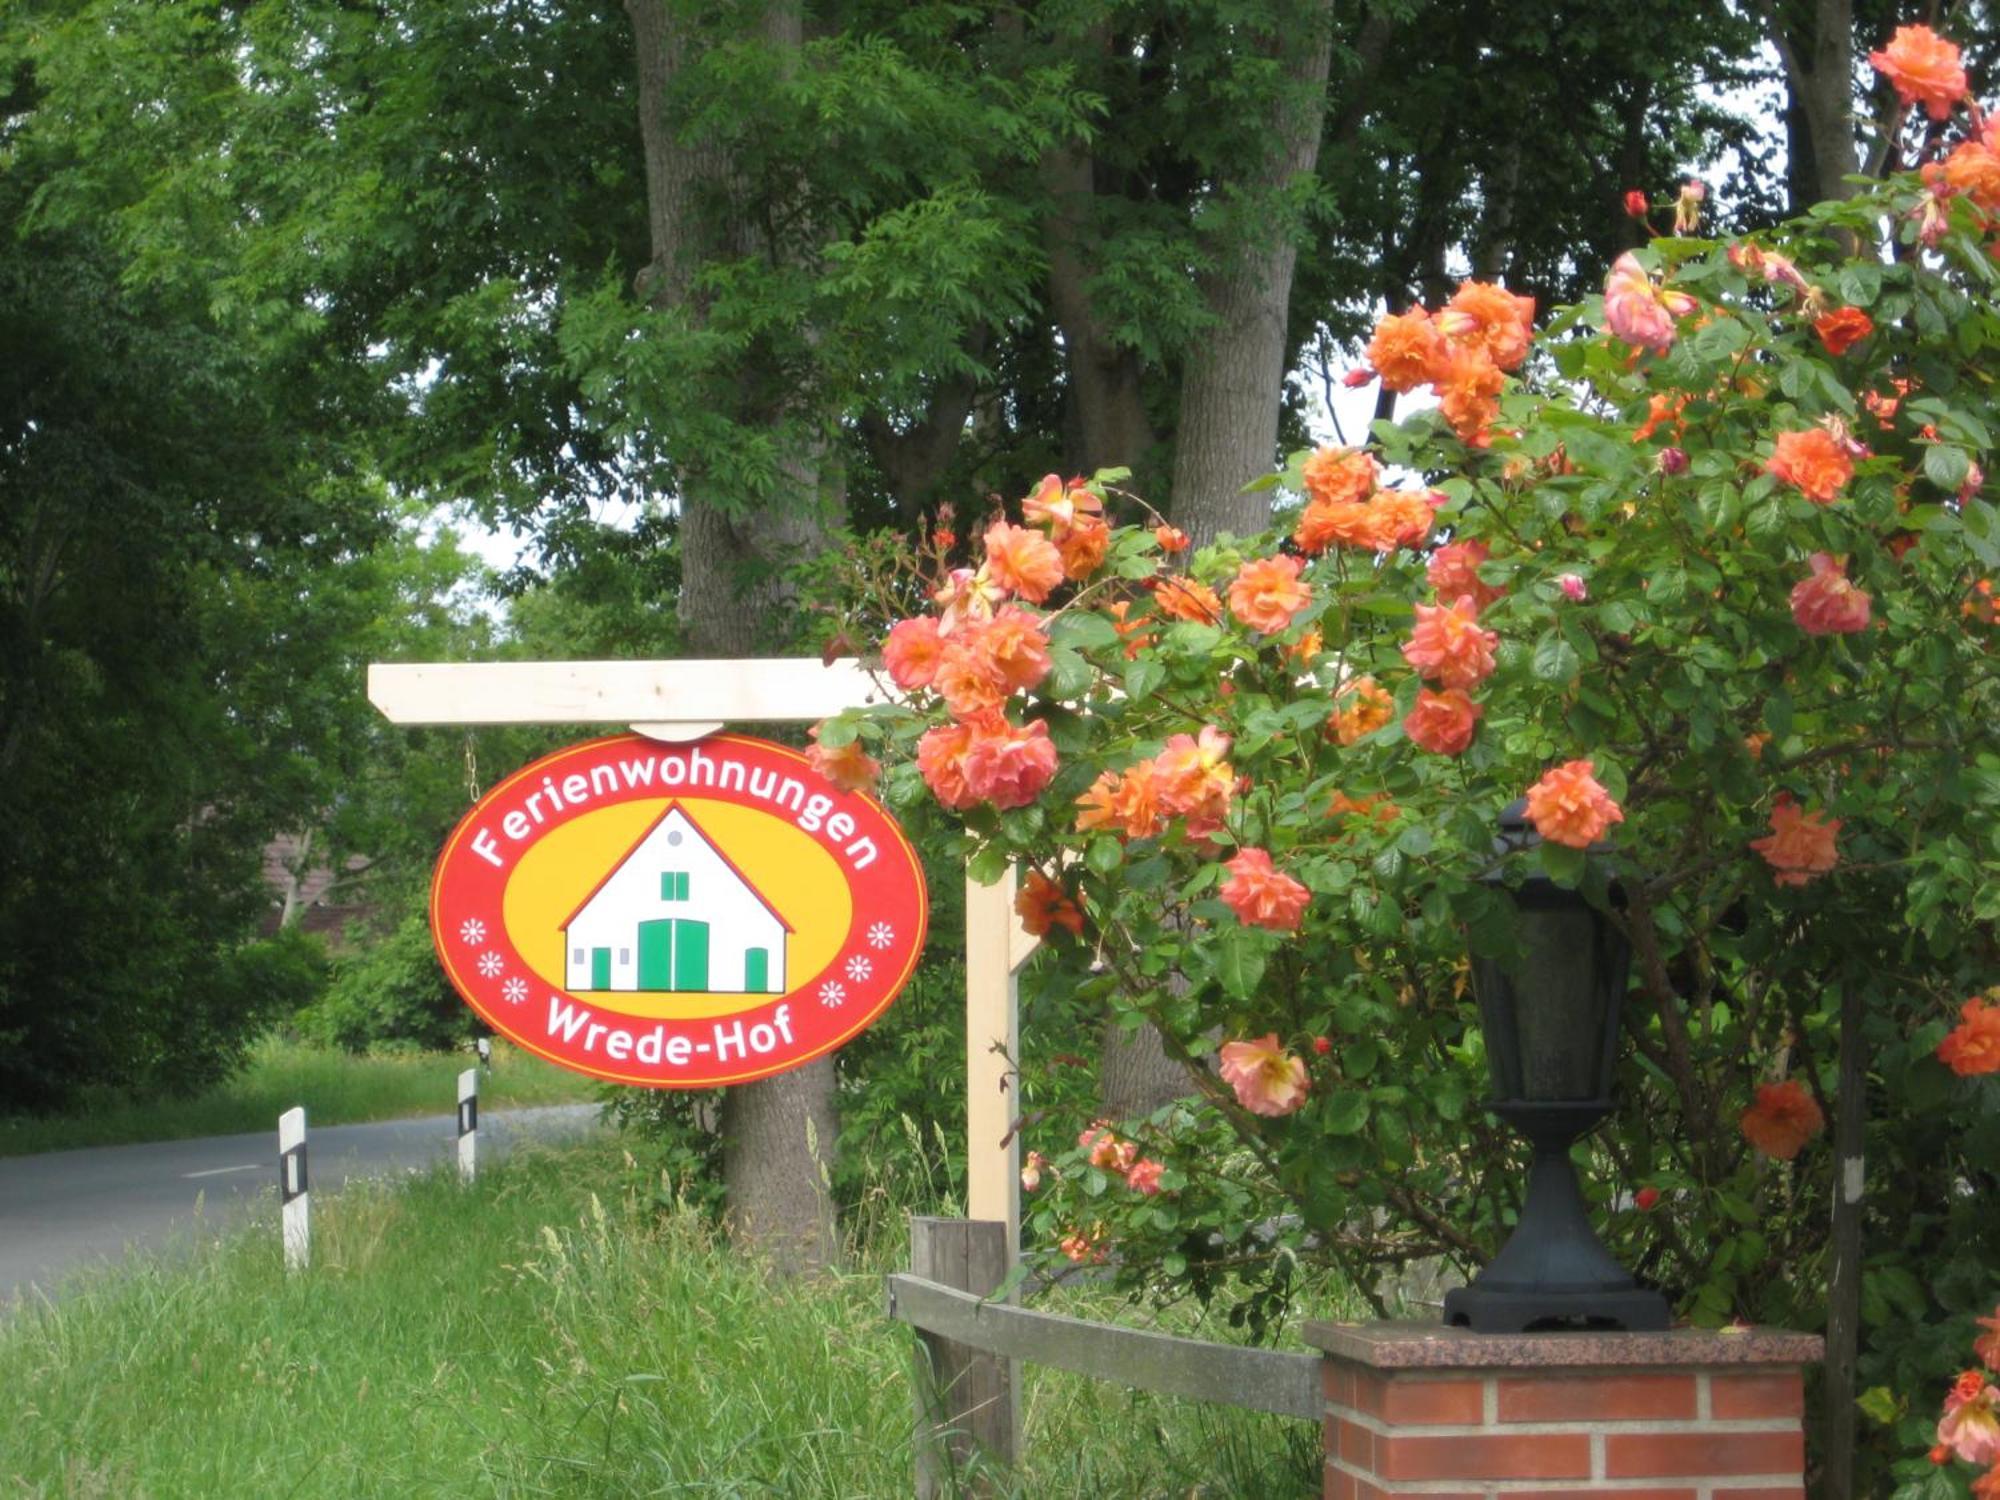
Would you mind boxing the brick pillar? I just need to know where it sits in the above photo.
[1304,1321,1822,1500]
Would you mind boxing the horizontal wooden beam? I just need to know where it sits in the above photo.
[366,658,891,729]
[885,1272,1321,1421]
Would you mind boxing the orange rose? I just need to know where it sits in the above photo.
[932,640,1008,719]
[916,719,982,810]
[1056,511,1111,581]
[1015,869,1084,938]
[1218,846,1311,931]
[1869,24,1968,121]
[1227,554,1313,635]
[1328,675,1394,745]
[1790,552,1871,636]
[982,520,1066,603]
[805,724,881,791]
[1403,688,1484,756]
[1217,1033,1311,1116]
[1154,524,1190,553]
[978,606,1054,694]
[1813,307,1875,357]
[1525,759,1623,849]
[1074,762,1166,840]
[1938,998,2000,1077]
[961,717,1058,810]
[1438,280,1536,370]
[1740,1079,1825,1160]
[1402,595,1499,690]
[1426,539,1504,611]
[1435,344,1507,446]
[1153,726,1235,834]
[1749,795,1840,885]
[1293,497,1376,554]
[882,615,945,689]
[1765,426,1854,504]
[1152,575,1223,624]
[1300,445,1379,507]
[1942,140,2000,210]
[1365,308,1446,393]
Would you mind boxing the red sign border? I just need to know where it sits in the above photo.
[429,731,929,1088]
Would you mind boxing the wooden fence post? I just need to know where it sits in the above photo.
[908,1217,1017,1497]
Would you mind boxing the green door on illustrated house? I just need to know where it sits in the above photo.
[636,918,711,991]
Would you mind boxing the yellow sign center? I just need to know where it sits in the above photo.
[502,797,852,1019]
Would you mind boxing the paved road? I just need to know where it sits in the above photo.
[0,1103,601,1303]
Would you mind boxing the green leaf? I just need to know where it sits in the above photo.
[966,844,1010,886]
[1215,926,1268,1000]
[1855,1386,1904,1427]
[1047,646,1093,699]
[1123,656,1166,702]
[1538,841,1586,887]
[1322,1090,1370,1135]
[1531,630,1581,684]
[1085,836,1123,876]
[1924,443,1972,493]
[1051,612,1119,652]
[814,714,859,748]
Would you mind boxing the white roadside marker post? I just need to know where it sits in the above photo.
[278,1106,309,1271]
[476,1036,492,1074]
[457,1068,479,1183]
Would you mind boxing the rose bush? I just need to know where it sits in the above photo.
[814,27,1998,1488]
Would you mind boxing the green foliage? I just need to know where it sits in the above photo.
[0,1035,596,1156]
[0,1136,1319,1496]
[295,901,473,1055]
[846,155,2000,1491]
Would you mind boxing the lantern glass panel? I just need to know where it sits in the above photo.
[1498,904,1608,1102]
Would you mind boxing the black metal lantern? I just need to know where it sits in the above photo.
[1442,800,1671,1333]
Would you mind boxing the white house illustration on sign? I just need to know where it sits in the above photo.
[559,804,792,995]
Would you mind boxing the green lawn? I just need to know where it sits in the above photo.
[0,1037,600,1157]
[0,1136,1318,1498]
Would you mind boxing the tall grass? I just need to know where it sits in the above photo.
[0,1136,1319,1497]
[0,1037,598,1157]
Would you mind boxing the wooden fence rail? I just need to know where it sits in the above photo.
[887,1217,1319,1497]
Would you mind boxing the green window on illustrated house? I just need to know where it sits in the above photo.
[660,871,690,901]
[745,948,769,991]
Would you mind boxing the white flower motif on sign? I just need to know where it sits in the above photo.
[844,955,873,982]
[476,952,504,979]
[459,918,487,945]
[866,921,895,950]
[501,977,529,1005]
[818,981,847,1008]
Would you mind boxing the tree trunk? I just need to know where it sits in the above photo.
[1041,140,1157,481]
[627,0,842,1273]
[1758,0,1860,209]
[1098,1018,1196,1120]
[1170,1,1337,544]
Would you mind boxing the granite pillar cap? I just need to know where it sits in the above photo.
[1302,1318,1823,1370]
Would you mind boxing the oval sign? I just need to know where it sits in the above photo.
[430,733,928,1088]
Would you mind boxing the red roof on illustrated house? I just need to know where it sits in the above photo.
[557,801,795,935]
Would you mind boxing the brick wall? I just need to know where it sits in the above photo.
[1321,1362,1808,1500]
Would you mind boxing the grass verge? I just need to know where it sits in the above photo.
[0,1135,1318,1498]
[0,1037,599,1157]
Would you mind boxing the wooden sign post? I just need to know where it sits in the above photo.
[368,658,1035,1263]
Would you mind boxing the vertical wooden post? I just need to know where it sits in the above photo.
[278,1106,309,1272]
[962,871,1023,1250]
[909,1217,1018,1498]
[457,1068,479,1183]
[1821,978,1866,1497]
